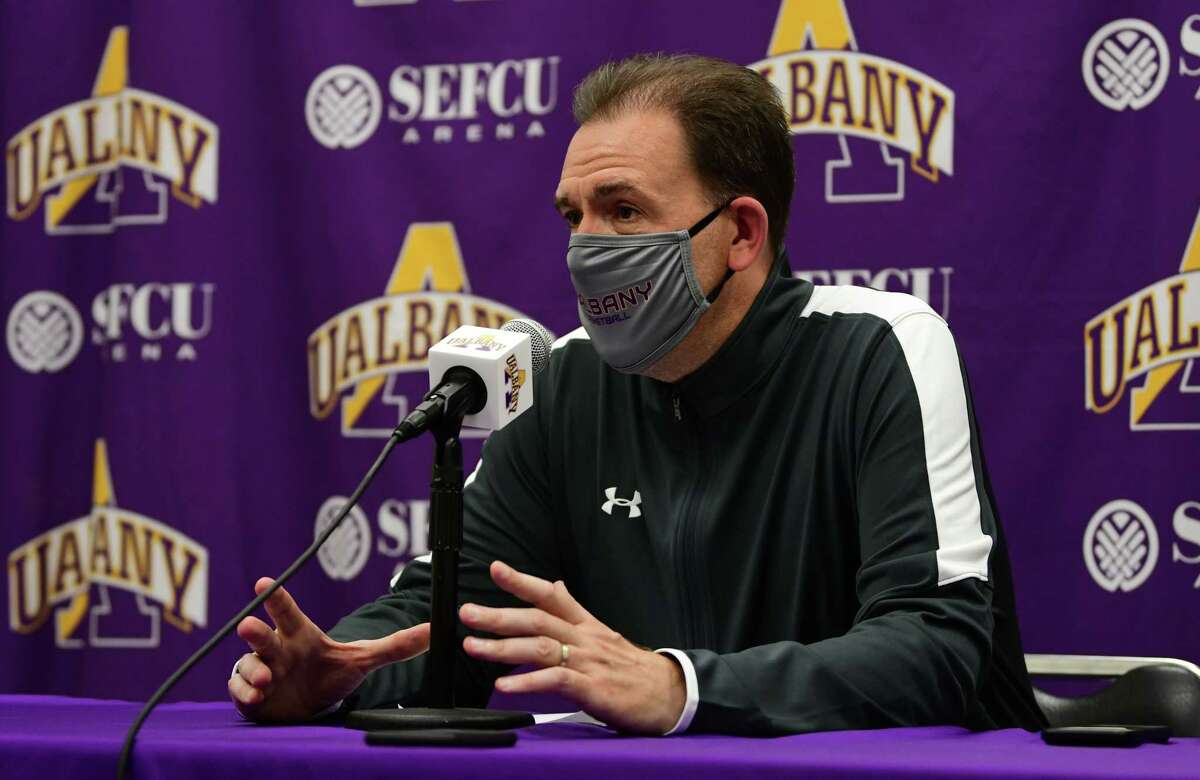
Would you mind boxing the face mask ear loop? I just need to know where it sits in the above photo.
[686,200,733,238]
[688,200,736,303]
[704,268,736,304]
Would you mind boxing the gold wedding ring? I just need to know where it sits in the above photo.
[560,643,570,666]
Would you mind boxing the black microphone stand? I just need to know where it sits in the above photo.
[115,345,548,776]
[424,412,468,707]
[344,401,532,733]
[117,422,420,779]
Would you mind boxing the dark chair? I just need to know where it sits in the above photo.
[1026,654,1200,737]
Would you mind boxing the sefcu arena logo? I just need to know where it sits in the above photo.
[7,282,217,372]
[307,55,560,149]
[6,291,85,373]
[7,440,208,648]
[4,27,218,235]
[748,0,954,204]
[1082,19,1169,112]
[307,222,531,438]
[794,267,953,318]
[1086,208,1200,431]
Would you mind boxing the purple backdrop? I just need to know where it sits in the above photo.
[2,0,1197,702]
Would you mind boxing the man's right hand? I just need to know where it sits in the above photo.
[228,577,431,723]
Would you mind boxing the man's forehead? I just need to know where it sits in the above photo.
[555,167,650,203]
[556,110,693,201]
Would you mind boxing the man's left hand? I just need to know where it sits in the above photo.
[460,560,686,735]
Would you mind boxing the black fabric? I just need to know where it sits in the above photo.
[1035,666,1200,737]
[329,251,1047,735]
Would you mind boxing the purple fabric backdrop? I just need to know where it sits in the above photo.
[2,0,1197,702]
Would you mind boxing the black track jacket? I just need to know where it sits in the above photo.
[329,256,1047,735]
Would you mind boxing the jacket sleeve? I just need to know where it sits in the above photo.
[684,311,998,735]
[326,375,562,711]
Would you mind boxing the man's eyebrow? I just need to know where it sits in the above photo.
[593,180,641,199]
[554,180,645,213]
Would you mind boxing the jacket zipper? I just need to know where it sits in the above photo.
[689,426,714,649]
[671,392,710,649]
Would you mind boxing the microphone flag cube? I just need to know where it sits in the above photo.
[428,325,533,431]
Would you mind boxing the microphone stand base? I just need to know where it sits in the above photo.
[345,706,534,732]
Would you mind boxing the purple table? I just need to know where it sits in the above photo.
[0,695,1195,779]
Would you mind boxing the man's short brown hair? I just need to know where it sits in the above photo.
[573,53,795,252]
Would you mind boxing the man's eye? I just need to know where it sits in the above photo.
[616,205,639,221]
[563,211,582,228]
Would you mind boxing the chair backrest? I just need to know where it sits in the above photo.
[1032,664,1200,737]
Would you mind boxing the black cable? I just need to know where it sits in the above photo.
[115,427,413,779]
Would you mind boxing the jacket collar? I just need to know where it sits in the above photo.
[649,248,812,418]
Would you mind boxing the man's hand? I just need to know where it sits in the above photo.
[460,561,686,735]
[228,577,430,723]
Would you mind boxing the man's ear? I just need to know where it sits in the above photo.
[727,196,769,272]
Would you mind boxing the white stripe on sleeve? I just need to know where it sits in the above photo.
[891,312,992,585]
[800,285,992,586]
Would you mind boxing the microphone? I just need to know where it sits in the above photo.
[394,318,553,440]
[116,320,553,778]
[344,317,554,737]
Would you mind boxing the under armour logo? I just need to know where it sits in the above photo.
[601,487,642,518]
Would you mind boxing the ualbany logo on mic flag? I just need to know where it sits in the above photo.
[4,26,219,235]
[505,354,526,413]
[6,440,208,648]
[748,0,954,203]
[307,222,532,438]
[427,324,534,431]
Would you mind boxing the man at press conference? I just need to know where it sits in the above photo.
[228,53,1046,736]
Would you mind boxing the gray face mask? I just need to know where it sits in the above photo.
[566,203,733,374]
